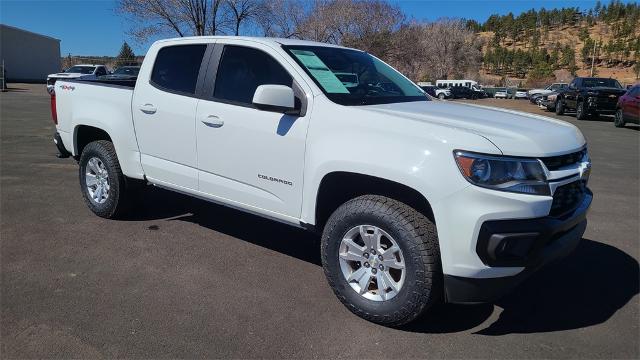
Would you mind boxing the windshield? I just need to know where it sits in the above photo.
[583,78,623,88]
[283,45,428,106]
[113,67,140,76]
[65,66,95,74]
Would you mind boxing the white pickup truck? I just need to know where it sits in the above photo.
[46,64,109,93]
[51,36,592,326]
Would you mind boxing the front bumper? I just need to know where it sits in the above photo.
[444,191,591,303]
[586,97,617,113]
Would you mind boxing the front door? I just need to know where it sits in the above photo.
[195,43,311,220]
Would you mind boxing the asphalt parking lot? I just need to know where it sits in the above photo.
[1,84,638,359]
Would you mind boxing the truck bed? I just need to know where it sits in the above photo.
[54,78,143,179]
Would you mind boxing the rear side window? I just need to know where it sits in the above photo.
[151,44,207,95]
[214,45,292,105]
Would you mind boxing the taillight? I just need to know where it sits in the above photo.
[50,93,58,125]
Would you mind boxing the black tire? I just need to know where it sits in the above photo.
[614,108,626,128]
[555,98,565,115]
[438,93,445,100]
[471,94,478,100]
[79,140,133,219]
[576,101,588,120]
[321,195,441,327]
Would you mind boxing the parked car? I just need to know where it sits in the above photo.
[614,83,640,127]
[514,89,528,99]
[420,85,452,99]
[555,77,627,120]
[494,88,509,99]
[448,86,478,99]
[539,88,570,112]
[529,92,545,104]
[527,83,568,98]
[98,66,140,80]
[47,64,109,93]
[51,36,592,327]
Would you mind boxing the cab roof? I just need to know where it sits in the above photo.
[154,36,354,50]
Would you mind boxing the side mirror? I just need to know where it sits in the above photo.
[252,85,298,114]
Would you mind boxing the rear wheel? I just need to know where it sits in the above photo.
[555,99,565,115]
[614,108,626,128]
[576,101,588,120]
[79,140,135,218]
[321,195,441,327]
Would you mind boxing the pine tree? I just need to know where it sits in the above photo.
[115,42,136,67]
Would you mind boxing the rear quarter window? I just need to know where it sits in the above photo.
[151,44,207,95]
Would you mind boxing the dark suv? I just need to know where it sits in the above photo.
[555,77,627,120]
[448,86,479,99]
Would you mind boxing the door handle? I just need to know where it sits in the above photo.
[139,103,157,114]
[201,115,224,128]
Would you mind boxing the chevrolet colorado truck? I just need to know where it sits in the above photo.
[51,37,592,326]
[555,77,626,120]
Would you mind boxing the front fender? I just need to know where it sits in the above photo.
[299,98,500,225]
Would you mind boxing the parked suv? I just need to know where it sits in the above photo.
[555,77,627,120]
[420,85,452,99]
[51,37,592,326]
[448,86,478,99]
[614,83,640,127]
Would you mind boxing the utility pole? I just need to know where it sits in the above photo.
[590,38,598,77]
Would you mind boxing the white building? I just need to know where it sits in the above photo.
[0,24,61,82]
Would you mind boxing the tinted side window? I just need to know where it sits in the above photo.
[214,45,292,105]
[151,44,207,95]
[95,67,106,76]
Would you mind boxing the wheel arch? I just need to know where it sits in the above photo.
[313,171,435,231]
[73,124,113,158]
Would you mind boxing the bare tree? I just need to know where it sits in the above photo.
[117,0,229,42]
[255,0,307,38]
[389,19,482,81]
[298,0,404,52]
[225,0,259,36]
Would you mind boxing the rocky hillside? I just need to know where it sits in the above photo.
[469,1,640,86]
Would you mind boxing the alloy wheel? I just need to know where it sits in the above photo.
[338,225,406,301]
[85,157,110,204]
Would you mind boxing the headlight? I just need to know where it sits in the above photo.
[453,151,550,195]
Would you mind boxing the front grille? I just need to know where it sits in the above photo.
[540,148,586,171]
[551,180,586,217]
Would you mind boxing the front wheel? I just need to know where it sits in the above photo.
[576,101,588,120]
[438,93,445,100]
[321,195,441,326]
[79,140,133,218]
[614,109,626,127]
[555,99,565,115]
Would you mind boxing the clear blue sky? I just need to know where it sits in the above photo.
[0,0,626,56]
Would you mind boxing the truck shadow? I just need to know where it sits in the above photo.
[128,186,639,335]
[402,237,639,334]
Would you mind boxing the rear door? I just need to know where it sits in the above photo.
[194,41,312,220]
[132,43,210,190]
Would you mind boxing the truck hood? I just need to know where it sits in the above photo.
[364,101,585,157]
